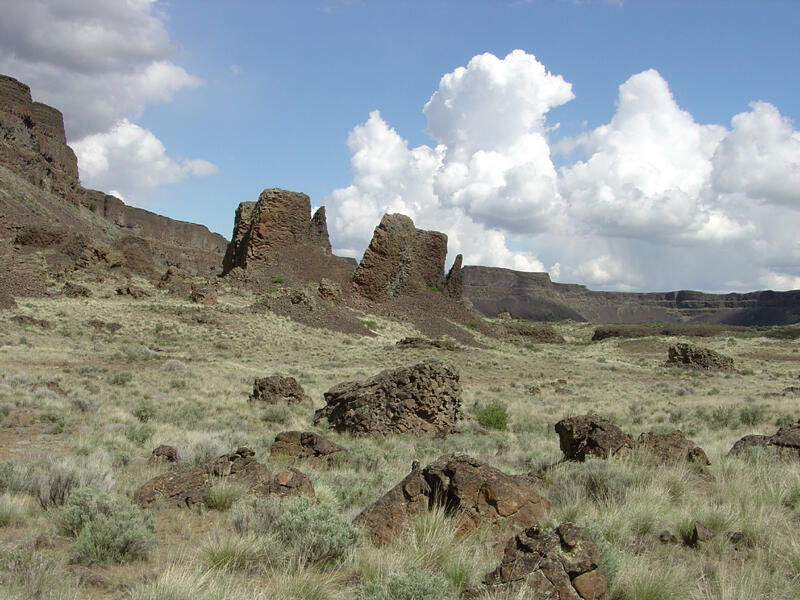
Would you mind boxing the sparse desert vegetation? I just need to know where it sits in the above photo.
[1,279,799,599]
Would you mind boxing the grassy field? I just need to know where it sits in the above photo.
[1,276,799,599]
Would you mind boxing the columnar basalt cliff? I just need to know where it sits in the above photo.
[353,213,450,301]
[462,266,800,325]
[222,188,331,274]
[0,73,227,292]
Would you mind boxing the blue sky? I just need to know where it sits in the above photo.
[1,0,798,292]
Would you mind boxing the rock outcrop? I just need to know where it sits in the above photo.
[313,360,462,436]
[555,415,634,462]
[222,188,331,274]
[462,265,800,326]
[354,454,551,544]
[353,213,449,301]
[445,254,463,298]
[269,431,347,466]
[133,447,314,508]
[477,523,608,600]
[249,375,311,404]
[395,337,461,351]
[728,420,800,461]
[666,343,734,370]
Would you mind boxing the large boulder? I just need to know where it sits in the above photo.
[353,213,449,301]
[313,360,462,436]
[555,415,634,462]
[249,375,310,404]
[637,430,712,478]
[666,343,734,370]
[728,420,800,461]
[476,523,608,600]
[133,447,314,508]
[354,454,551,544]
[270,431,347,466]
[222,188,332,274]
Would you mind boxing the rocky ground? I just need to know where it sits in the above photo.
[1,275,799,600]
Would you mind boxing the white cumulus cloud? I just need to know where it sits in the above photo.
[72,120,218,205]
[325,50,800,292]
[0,0,216,206]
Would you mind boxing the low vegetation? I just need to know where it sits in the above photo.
[0,280,798,598]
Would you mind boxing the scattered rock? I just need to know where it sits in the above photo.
[475,522,607,600]
[149,444,179,464]
[116,285,151,299]
[689,522,716,546]
[527,385,542,395]
[666,343,734,371]
[636,430,712,478]
[313,360,462,436]
[659,530,678,544]
[728,420,800,461]
[353,213,448,301]
[502,321,566,344]
[11,314,50,329]
[355,454,550,544]
[133,447,313,508]
[497,311,512,320]
[555,415,634,462]
[782,386,800,396]
[270,431,347,466]
[62,281,91,298]
[189,286,217,305]
[86,320,122,334]
[317,278,342,301]
[249,375,310,405]
[31,381,67,397]
[395,337,460,351]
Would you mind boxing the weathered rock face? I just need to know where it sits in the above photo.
[313,360,462,436]
[445,254,463,299]
[249,375,310,404]
[270,431,347,466]
[478,523,608,600]
[353,213,449,301]
[133,447,314,508]
[0,73,227,282]
[555,415,634,462]
[462,265,800,326]
[637,431,712,478]
[728,421,800,461]
[666,343,734,370]
[354,454,551,544]
[222,188,332,274]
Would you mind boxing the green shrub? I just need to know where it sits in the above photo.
[56,487,155,565]
[206,480,246,512]
[232,496,360,565]
[270,277,284,284]
[202,533,279,572]
[475,403,509,430]
[132,398,157,423]
[360,569,452,600]
[125,422,155,445]
[108,371,133,386]
[710,405,737,430]
[739,404,766,427]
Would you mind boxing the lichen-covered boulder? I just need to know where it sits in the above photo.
[666,343,734,370]
[555,415,634,462]
[313,360,461,436]
[249,375,310,404]
[728,420,800,461]
[354,454,550,544]
[637,430,712,478]
[476,522,608,600]
[270,431,347,466]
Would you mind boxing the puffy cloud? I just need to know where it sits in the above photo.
[0,0,201,139]
[326,51,800,292]
[72,120,218,206]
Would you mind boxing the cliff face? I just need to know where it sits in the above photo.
[353,213,449,301]
[462,266,800,325]
[0,73,227,287]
